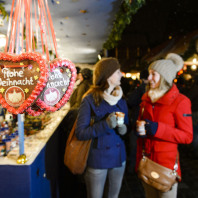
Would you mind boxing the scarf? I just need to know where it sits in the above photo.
[148,88,167,103]
[103,86,123,105]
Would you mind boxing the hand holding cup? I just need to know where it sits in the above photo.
[115,112,125,126]
[136,120,146,136]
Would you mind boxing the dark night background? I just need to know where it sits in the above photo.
[108,0,198,72]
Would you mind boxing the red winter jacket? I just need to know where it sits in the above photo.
[136,84,193,179]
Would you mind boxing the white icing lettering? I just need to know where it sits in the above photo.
[49,70,63,81]
[2,68,24,79]
[46,79,68,89]
[63,79,70,86]
[0,77,34,86]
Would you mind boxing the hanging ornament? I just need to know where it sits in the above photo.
[26,58,76,114]
[0,52,48,114]
[3,0,76,117]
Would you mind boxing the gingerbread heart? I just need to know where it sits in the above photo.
[0,52,48,114]
[34,58,76,112]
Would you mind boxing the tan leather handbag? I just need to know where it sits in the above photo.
[64,118,93,174]
[137,154,180,192]
[137,106,179,192]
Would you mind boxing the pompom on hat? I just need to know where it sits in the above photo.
[148,53,184,85]
[93,57,120,85]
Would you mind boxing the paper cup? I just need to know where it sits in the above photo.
[115,112,125,126]
[136,120,146,136]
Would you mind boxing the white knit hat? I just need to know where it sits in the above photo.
[149,53,184,85]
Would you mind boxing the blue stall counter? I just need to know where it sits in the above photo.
[0,106,69,198]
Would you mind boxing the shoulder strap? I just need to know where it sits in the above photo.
[142,139,179,172]
[140,106,145,120]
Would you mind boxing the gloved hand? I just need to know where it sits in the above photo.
[117,124,127,135]
[135,131,147,138]
[145,119,158,136]
[106,112,117,128]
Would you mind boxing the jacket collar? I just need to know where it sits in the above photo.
[142,84,179,105]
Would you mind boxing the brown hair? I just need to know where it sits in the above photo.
[83,79,109,106]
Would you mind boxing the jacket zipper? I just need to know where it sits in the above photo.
[152,105,155,121]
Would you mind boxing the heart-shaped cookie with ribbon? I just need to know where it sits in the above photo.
[33,58,76,112]
[0,52,48,114]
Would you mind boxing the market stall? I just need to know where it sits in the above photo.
[0,104,69,198]
[0,1,77,197]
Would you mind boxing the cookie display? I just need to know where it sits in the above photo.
[26,58,76,115]
[36,58,76,111]
[0,52,48,114]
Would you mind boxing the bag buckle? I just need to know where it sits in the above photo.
[173,163,178,171]
[172,170,177,176]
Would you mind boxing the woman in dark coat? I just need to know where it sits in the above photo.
[75,58,129,198]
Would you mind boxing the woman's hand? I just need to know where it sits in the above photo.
[117,124,127,135]
[106,112,117,128]
[145,119,158,136]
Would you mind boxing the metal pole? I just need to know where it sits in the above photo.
[18,114,24,155]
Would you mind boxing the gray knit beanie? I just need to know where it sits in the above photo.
[93,57,120,86]
[148,53,184,85]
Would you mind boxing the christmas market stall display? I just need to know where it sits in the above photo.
[0,1,76,197]
[0,0,76,159]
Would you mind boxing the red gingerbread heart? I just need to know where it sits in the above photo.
[0,52,48,114]
[30,58,76,113]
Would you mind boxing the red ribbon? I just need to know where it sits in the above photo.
[4,0,15,52]
[5,0,59,61]
[45,0,58,58]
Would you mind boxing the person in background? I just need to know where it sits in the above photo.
[73,66,81,89]
[120,77,132,96]
[75,57,129,198]
[126,69,149,173]
[135,53,193,198]
[127,69,149,128]
[69,68,92,109]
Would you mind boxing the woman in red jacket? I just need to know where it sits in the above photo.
[136,53,193,198]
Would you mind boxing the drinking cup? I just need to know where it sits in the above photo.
[115,112,125,126]
[136,120,146,136]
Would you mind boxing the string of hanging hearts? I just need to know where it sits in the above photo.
[0,0,77,116]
